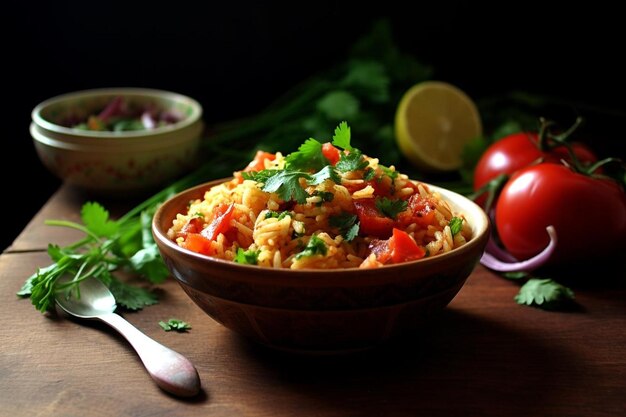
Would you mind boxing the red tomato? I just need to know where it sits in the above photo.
[389,228,426,263]
[495,163,626,264]
[182,233,213,256]
[397,194,436,228]
[322,142,341,165]
[473,132,598,191]
[354,200,395,238]
[244,151,276,172]
[201,203,235,241]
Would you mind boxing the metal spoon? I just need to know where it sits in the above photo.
[55,276,201,397]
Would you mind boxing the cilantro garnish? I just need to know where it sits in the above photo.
[363,168,376,181]
[514,278,575,310]
[256,165,339,204]
[264,211,290,220]
[159,318,192,332]
[375,197,407,220]
[379,165,398,181]
[331,121,353,151]
[234,248,261,265]
[285,138,328,171]
[336,148,369,173]
[295,235,328,260]
[449,217,463,236]
[329,213,360,242]
[18,201,168,313]
[312,190,335,205]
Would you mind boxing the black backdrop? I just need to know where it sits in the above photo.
[3,2,624,250]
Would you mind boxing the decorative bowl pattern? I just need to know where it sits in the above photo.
[30,88,203,194]
[153,180,489,353]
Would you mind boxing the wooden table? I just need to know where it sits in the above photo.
[2,185,625,417]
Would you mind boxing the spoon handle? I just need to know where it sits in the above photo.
[98,312,201,397]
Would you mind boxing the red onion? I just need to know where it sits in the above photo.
[480,226,557,272]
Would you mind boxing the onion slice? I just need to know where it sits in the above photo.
[480,226,557,272]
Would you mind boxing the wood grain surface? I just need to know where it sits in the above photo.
[1,185,625,417]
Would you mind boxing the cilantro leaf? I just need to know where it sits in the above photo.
[336,149,369,173]
[285,138,328,171]
[81,202,119,237]
[262,170,311,203]
[375,197,408,220]
[363,168,376,181]
[234,248,261,265]
[159,318,192,332]
[514,278,575,310]
[449,217,463,236]
[379,165,398,181]
[308,165,340,185]
[295,235,328,260]
[331,121,353,151]
[108,276,158,311]
[129,244,169,284]
[312,190,334,205]
[329,213,360,242]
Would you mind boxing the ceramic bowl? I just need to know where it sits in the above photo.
[30,88,203,194]
[153,180,489,353]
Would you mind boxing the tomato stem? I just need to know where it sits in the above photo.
[469,173,509,213]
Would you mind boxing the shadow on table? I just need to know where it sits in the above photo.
[227,309,593,417]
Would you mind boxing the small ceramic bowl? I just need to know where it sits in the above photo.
[153,180,489,353]
[30,88,203,194]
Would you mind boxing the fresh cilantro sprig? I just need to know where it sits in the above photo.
[514,278,575,309]
[336,148,369,173]
[375,197,407,219]
[159,318,192,332]
[329,213,359,241]
[18,202,167,312]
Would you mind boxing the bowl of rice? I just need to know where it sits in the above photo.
[153,124,489,353]
[30,88,203,194]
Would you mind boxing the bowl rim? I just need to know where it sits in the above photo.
[152,178,490,276]
[31,87,203,139]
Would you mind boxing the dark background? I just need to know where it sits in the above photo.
[3,2,624,250]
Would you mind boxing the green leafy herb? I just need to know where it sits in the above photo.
[295,235,328,260]
[234,248,261,265]
[363,168,376,181]
[331,121,353,151]
[312,190,335,205]
[375,197,407,220]
[264,210,290,220]
[308,165,341,185]
[107,276,158,311]
[514,278,575,310]
[449,217,463,236]
[336,148,369,173]
[262,170,312,203]
[159,318,192,332]
[379,165,398,181]
[329,213,360,242]
[81,202,119,237]
[285,138,327,171]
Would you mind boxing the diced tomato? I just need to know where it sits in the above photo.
[182,233,213,255]
[389,228,425,263]
[368,177,393,197]
[176,216,203,238]
[322,142,341,165]
[244,151,276,172]
[397,194,436,227]
[353,200,395,238]
[201,203,235,241]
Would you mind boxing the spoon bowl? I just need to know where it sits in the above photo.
[56,276,201,397]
